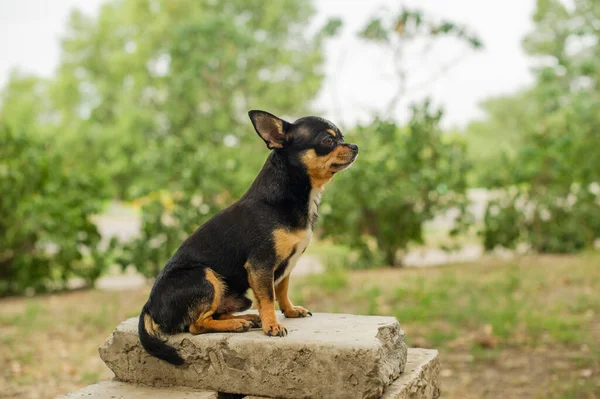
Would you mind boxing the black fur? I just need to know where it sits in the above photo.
[139,110,358,365]
[138,306,184,365]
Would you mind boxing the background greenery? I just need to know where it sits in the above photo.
[1,0,598,294]
[471,0,600,254]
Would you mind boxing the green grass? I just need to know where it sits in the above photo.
[296,253,600,351]
[1,252,599,399]
[292,251,600,398]
[0,288,150,398]
[0,301,46,332]
[302,265,348,293]
[305,240,351,261]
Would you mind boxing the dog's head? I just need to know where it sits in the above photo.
[249,110,358,188]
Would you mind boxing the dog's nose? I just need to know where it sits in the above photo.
[347,143,359,153]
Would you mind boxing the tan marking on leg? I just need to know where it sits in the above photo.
[246,263,287,337]
[275,276,311,318]
[216,313,261,327]
[187,268,223,326]
[189,269,251,334]
[144,313,160,335]
[275,276,293,312]
[204,268,224,306]
[191,317,252,334]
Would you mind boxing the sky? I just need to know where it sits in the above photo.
[0,0,536,128]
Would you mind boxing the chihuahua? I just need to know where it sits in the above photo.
[139,110,358,365]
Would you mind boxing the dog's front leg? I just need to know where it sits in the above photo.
[276,276,312,318]
[246,263,287,337]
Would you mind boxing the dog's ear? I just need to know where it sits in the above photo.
[248,110,291,150]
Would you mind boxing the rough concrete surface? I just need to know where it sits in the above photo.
[57,380,217,399]
[380,349,440,399]
[99,313,407,399]
[244,348,440,399]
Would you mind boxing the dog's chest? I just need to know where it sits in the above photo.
[273,188,322,285]
[308,187,322,227]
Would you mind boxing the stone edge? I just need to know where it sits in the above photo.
[380,348,440,399]
[244,348,440,399]
[56,379,218,399]
[58,348,438,399]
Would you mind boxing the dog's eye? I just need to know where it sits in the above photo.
[322,136,335,147]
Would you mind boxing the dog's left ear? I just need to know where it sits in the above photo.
[248,110,291,150]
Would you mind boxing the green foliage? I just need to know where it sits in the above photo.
[115,193,219,278]
[315,7,481,267]
[473,0,600,253]
[85,0,340,276]
[481,196,521,251]
[359,7,482,48]
[0,71,54,136]
[0,0,341,279]
[0,1,483,279]
[1,0,338,200]
[320,101,472,267]
[465,92,538,187]
[0,124,113,296]
[483,186,599,253]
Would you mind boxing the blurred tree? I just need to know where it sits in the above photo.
[0,71,54,137]
[317,8,480,267]
[321,102,472,267]
[465,91,537,187]
[1,0,341,278]
[69,0,338,276]
[0,123,114,296]
[359,7,482,114]
[1,0,340,199]
[475,0,600,252]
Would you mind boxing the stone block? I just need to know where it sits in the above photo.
[58,380,217,399]
[245,348,440,399]
[99,313,406,399]
[380,348,440,399]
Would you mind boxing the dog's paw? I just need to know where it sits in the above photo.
[232,319,253,332]
[282,306,312,318]
[263,322,288,337]
[243,314,262,328]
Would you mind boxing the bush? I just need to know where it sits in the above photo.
[483,186,600,254]
[480,91,600,253]
[116,195,213,278]
[474,0,600,253]
[115,139,264,278]
[0,124,113,296]
[320,101,473,267]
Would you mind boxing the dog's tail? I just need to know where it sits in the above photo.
[138,307,184,365]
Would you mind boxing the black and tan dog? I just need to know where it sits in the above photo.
[139,110,358,365]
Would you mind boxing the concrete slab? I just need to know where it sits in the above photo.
[381,349,440,399]
[244,348,440,399]
[57,380,217,399]
[99,313,407,399]
[60,349,436,399]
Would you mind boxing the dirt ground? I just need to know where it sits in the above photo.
[1,254,599,399]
